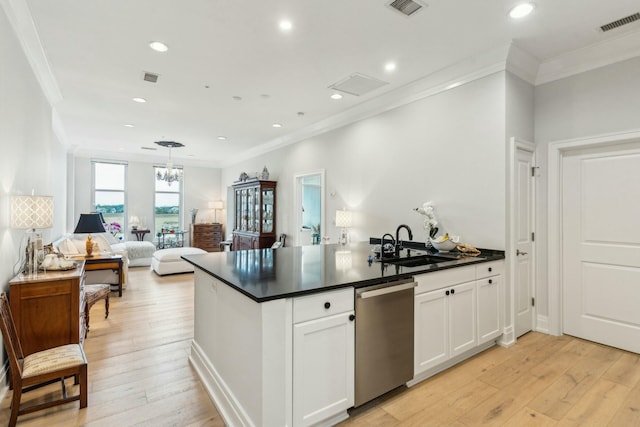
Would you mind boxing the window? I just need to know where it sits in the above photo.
[154,166,182,235]
[93,161,126,240]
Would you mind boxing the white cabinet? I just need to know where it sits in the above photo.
[414,275,476,374]
[293,288,354,426]
[415,288,448,372]
[476,261,504,345]
[449,281,477,357]
[414,260,504,378]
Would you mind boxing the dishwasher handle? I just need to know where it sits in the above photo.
[358,281,416,299]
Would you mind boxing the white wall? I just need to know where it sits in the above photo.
[72,157,222,244]
[534,57,640,318]
[223,72,507,249]
[0,6,67,289]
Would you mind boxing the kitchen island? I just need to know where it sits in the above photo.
[183,242,504,427]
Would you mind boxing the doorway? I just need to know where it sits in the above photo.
[294,170,325,247]
[548,130,640,353]
[507,137,536,346]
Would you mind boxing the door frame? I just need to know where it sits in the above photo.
[505,137,535,347]
[547,129,640,336]
[293,169,325,247]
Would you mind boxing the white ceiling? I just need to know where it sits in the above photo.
[9,0,640,166]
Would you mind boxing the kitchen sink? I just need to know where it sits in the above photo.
[382,254,452,267]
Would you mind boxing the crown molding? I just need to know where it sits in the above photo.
[506,43,540,85]
[1,0,62,105]
[71,147,223,169]
[221,44,513,167]
[536,28,640,85]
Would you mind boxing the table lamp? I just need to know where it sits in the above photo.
[335,209,353,245]
[11,195,54,274]
[209,200,224,223]
[73,213,106,257]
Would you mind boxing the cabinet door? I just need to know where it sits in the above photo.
[477,275,502,344]
[293,312,354,427]
[449,281,477,357]
[414,289,448,375]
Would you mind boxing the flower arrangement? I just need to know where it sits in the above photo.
[104,221,122,236]
[413,201,439,238]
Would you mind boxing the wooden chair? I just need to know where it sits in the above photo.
[0,293,87,426]
[84,284,110,337]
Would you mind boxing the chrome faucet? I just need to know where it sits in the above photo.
[395,224,413,257]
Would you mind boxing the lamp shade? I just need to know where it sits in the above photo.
[335,209,353,228]
[208,200,224,210]
[10,195,53,229]
[73,213,106,234]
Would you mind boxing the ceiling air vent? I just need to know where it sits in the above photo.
[329,73,389,96]
[600,12,640,32]
[388,0,425,17]
[143,71,159,83]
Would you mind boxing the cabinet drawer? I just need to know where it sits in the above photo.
[293,288,354,324]
[476,261,504,278]
[415,266,475,295]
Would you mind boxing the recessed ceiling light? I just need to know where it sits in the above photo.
[217,136,227,141]
[132,97,147,103]
[272,123,282,128]
[124,124,135,128]
[385,62,397,72]
[149,41,169,52]
[279,20,293,32]
[509,3,535,19]
[330,93,343,100]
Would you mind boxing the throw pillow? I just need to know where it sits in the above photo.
[58,238,80,255]
[93,235,112,253]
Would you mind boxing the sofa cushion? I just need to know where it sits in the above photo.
[153,247,207,262]
[58,238,80,256]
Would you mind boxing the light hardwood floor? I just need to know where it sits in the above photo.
[2,268,640,426]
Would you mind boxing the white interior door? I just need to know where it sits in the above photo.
[515,145,534,337]
[562,142,640,353]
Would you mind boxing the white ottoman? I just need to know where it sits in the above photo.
[152,247,207,275]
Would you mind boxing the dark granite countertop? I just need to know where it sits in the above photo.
[182,242,504,303]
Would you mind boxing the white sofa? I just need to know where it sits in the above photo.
[53,233,130,286]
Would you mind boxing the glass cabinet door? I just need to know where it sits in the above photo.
[235,190,241,231]
[241,189,248,231]
[262,188,274,233]
[247,188,255,232]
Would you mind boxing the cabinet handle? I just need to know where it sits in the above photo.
[445,290,450,296]
[324,302,331,309]
[489,279,493,284]
[488,267,492,272]
[349,314,355,321]
[451,288,455,294]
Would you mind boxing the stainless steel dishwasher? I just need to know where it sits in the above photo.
[354,278,416,407]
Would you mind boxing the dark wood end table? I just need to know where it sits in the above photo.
[131,229,150,241]
[69,254,124,297]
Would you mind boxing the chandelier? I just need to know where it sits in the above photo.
[155,141,184,185]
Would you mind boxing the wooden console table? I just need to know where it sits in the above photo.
[9,262,86,355]
[69,254,124,297]
[131,229,150,241]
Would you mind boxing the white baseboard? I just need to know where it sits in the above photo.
[0,361,8,404]
[536,314,551,334]
[497,325,515,348]
[189,340,254,427]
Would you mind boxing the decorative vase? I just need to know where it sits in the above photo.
[261,166,270,180]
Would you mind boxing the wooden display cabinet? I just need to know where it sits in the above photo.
[191,223,223,252]
[232,179,277,250]
[8,262,86,355]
